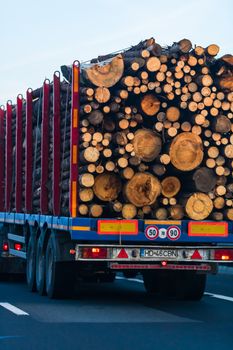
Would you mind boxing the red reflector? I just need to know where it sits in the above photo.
[14,243,22,251]
[82,247,107,259]
[191,250,202,260]
[117,249,128,259]
[3,242,9,252]
[214,249,233,261]
[161,261,167,266]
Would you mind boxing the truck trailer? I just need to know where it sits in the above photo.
[0,37,233,300]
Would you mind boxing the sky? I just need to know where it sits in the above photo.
[0,0,232,105]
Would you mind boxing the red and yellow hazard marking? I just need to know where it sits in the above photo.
[98,220,138,235]
[188,222,228,237]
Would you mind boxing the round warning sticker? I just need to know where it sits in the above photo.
[145,226,159,240]
[167,226,181,240]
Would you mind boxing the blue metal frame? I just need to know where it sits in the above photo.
[0,212,233,245]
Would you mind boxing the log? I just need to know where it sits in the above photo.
[213,115,231,133]
[80,147,100,163]
[146,57,161,72]
[161,177,181,198]
[185,193,213,220]
[219,75,233,92]
[124,173,161,207]
[93,173,121,201]
[154,208,168,220]
[84,54,124,87]
[169,205,184,220]
[79,173,95,188]
[87,110,104,126]
[169,132,203,171]
[79,188,94,202]
[89,204,103,217]
[132,129,162,162]
[121,167,134,180]
[192,167,217,192]
[206,44,219,56]
[94,87,111,103]
[122,204,137,219]
[166,106,180,122]
[141,94,160,116]
[79,204,89,216]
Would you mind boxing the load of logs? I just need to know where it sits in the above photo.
[8,37,233,221]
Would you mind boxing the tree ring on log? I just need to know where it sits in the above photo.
[161,176,181,197]
[125,173,161,207]
[185,193,213,220]
[169,132,203,171]
[133,129,162,162]
[85,54,124,88]
[141,94,160,116]
[93,173,122,201]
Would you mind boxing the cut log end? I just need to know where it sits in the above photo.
[85,54,124,87]
[185,193,213,220]
[169,132,203,171]
[133,129,162,162]
[93,173,122,201]
[125,173,161,207]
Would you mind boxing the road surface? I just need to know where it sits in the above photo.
[0,271,233,350]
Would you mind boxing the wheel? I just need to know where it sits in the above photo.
[36,235,46,295]
[175,271,206,301]
[45,236,75,299]
[26,236,37,292]
[142,270,206,300]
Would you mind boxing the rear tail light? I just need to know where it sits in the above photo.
[2,242,9,252]
[214,249,233,261]
[82,247,108,259]
[14,243,22,251]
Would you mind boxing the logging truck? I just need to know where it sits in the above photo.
[0,37,233,300]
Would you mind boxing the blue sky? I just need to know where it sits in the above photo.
[0,0,232,105]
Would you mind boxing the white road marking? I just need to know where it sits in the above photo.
[117,276,233,303]
[204,293,233,303]
[0,303,29,316]
[116,276,144,284]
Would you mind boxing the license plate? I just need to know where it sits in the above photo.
[141,249,178,259]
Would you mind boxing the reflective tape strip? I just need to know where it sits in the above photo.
[71,226,91,231]
[73,145,78,164]
[145,220,181,225]
[71,181,77,218]
[73,67,79,93]
[73,108,78,128]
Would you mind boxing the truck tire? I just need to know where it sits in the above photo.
[26,236,37,292]
[36,235,46,295]
[143,270,206,300]
[175,271,206,301]
[45,236,75,299]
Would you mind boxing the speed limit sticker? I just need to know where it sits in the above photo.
[167,226,181,240]
[145,226,159,240]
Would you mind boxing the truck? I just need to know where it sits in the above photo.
[1,38,233,300]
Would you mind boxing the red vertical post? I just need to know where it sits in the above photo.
[15,94,23,212]
[0,106,5,211]
[40,79,50,214]
[5,101,13,212]
[69,61,80,218]
[53,72,61,216]
[25,88,33,212]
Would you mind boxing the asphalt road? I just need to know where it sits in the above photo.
[0,271,233,350]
